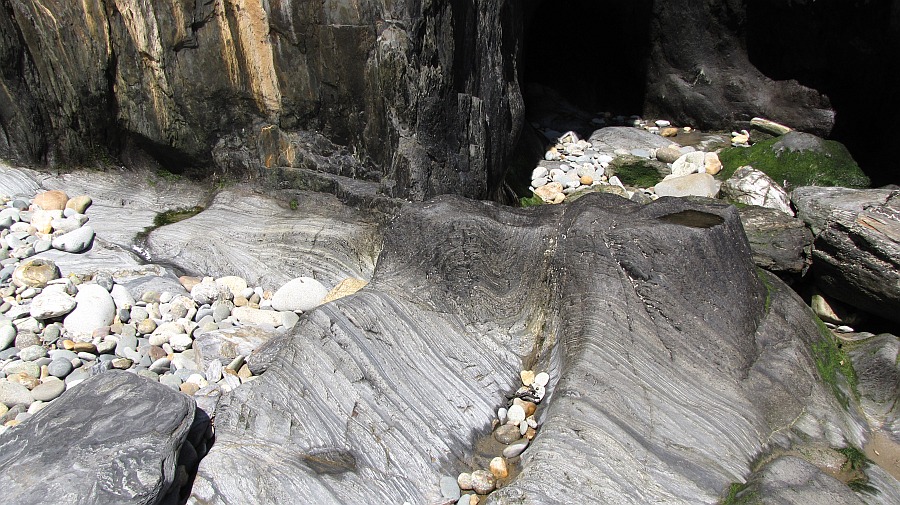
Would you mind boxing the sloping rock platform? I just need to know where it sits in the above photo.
[190,194,896,503]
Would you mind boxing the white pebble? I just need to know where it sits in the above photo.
[497,407,508,425]
[533,372,549,387]
[507,404,525,425]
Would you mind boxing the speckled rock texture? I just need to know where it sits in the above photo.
[0,371,195,505]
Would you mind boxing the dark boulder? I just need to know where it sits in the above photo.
[189,194,887,503]
[0,370,195,505]
[793,187,900,322]
[737,205,813,279]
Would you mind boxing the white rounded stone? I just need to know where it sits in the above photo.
[271,277,328,312]
[507,404,526,425]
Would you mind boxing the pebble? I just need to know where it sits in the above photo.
[12,258,60,288]
[271,277,328,312]
[1,325,17,350]
[190,281,221,305]
[159,374,183,390]
[489,457,508,479]
[47,358,73,378]
[507,404,526,425]
[18,345,47,362]
[533,372,549,388]
[0,380,34,407]
[30,377,65,401]
[63,284,116,339]
[34,190,68,210]
[470,470,496,494]
[51,225,95,253]
[457,472,473,490]
[149,358,171,374]
[502,441,529,458]
[493,423,521,444]
[440,476,461,500]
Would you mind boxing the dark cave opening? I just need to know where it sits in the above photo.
[520,0,653,134]
[746,0,900,187]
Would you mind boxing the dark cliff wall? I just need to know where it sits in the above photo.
[0,0,525,201]
[1,0,886,200]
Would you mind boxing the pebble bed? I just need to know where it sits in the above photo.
[526,117,754,205]
[0,190,361,437]
[439,370,550,503]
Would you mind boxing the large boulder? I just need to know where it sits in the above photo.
[0,371,195,505]
[190,194,889,504]
[793,186,900,322]
[738,205,813,278]
[717,132,871,191]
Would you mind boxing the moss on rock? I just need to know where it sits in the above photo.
[609,156,665,188]
[717,132,870,190]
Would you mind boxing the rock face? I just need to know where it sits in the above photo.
[0,1,856,202]
[0,0,525,201]
[738,205,813,278]
[0,371,195,505]
[793,187,900,322]
[644,2,835,136]
[190,194,882,503]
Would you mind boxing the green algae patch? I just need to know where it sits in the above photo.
[153,206,204,227]
[811,316,859,409]
[717,133,870,190]
[609,157,664,188]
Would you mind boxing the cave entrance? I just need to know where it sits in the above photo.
[746,0,900,186]
[520,0,654,137]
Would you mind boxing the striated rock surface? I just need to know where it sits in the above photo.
[0,371,195,505]
[190,194,889,504]
[793,187,900,322]
[145,187,381,288]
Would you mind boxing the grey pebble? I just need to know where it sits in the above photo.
[440,476,461,500]
[149,358,171,374]
[159,374,183,390]
[31,377,66,402]
[1,324,18,350]
[48,358,74,378]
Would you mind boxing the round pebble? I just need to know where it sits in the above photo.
[457,472,473,491]
[18,345,47,362]
[489,457,508,479]
[502,440,529,458]
[507,404,526,425]
[30,377,66,402]
[493,423,521,445]
[47,358,73,378]
[470,470,496,494]
[533,372,549,388]
[440,476,461,500]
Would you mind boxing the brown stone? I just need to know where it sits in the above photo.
[180,382,200,395]
[12,258,60,288]
[178,276,202,292]
[323,278,369,304]
[64,195,92,214]
[493,423,521,445]
[704,152,722,175]
[579,175,593,185]
[148,345,167,361]
[525,426,537,440]
[8,372,40,390]
[33,190,68,211]
[533,182,564,203]
[489,457,508,479]
[72,342,97,354]
[61,339,75,350]
[661,127,679,137]
[655,146,682,164]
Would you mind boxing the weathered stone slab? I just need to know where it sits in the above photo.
[0,371,194,505]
